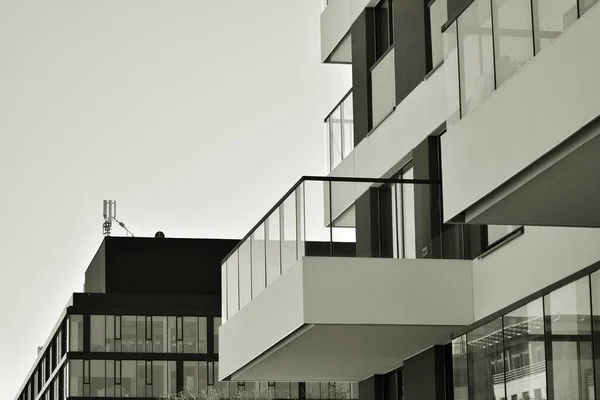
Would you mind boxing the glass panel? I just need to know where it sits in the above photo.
[503,298,546,400]
[122,361,136,397]
[251,223,267,299]
[106,315,115,352]
[580,0,600,14]
[169,361,177,394]
[199,362,208,391]
[183,317,199,353]
[238,240,252,309]
[69,315,84,352]
[545,276,594,400]
[467,317,506,400]
[153,361,167,398]
[266,210,281,285]
[591,270,600,400]
[458,0,495,116]
[452,336,468,400]
[330,181,361,258]
[222,262,228,322]
[492,0,534,86]
[199,317,207,353]
[167,316,177,353]
[401,169,416,259]
[304,180,332,257]
[107,361,115,397]
[487,225,520,246]
[306,382,321,399]
[532,0,578,54]
[430,0,448,67]
[281,194,298,272]
[444,22,460,127]
[136,316,145,353]
[330,106,342,168]
[227,252,239,318]
[69,360,83,396]
[342,95,354,159]
[90,360,105,397]
[371,49,396,127]
[326,116,333,173]
[122,316,136,352]
[152,316,167,353]
[136,361,145,397]
[90,315,106,352]
[276,382,291,399]
[375,0,391,58]
[183,361,199,394]
[214,318,221,355]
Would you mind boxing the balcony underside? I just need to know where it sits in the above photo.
[228,323,462,382]
[463,119,600,227]
[219,256,473,382]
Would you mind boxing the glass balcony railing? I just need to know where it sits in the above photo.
[443,0,599,128]
[325,89,353,172]
[221,176,442,321]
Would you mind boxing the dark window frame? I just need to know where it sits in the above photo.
[374,0,394,61]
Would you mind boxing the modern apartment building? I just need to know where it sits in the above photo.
[219,0,600,400]
[13,236,358,400]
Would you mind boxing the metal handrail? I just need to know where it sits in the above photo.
[221,176,441,264]
[324,88,353,122]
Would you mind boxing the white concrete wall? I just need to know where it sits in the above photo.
[441,4,600,221]
[302,256,474,326]
[329,64,446,187]
[219,260,305,380]
[320,0,373,62]
[472,226,600,320]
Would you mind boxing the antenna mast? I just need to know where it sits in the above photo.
[103,200,134,237]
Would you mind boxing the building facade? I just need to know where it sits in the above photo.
[14,236,358,400]
[218,0,600,400]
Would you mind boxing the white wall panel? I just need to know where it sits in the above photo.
[472,226,600,320]
[320,0,372,62]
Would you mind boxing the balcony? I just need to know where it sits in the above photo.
[219,177,474,382]
[320,0,366,63]
[325,89,354,173]
[441,0,600,226]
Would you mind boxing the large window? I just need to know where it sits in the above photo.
[545,277,594,399]
[374,0,394,60]
[492,0,534,86]
[70,315,84,352]
[91,315,106,352]
[467,317,505,399]
[152,316,167,353]
[429,0,448,68]
[69,360,84,396]
[532,0,577,54]
[451,336,468,400]
[214,317,221,354]
[458,0,495,116]
[121,316,136,352]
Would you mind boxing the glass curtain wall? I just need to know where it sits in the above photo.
[451,270,600,400]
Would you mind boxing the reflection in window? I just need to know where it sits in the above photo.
[153,361,168,398]
[69,360,83,396]
[136,316,145,353]
[429,0,447,68]
[168,316,177,353]
[375,0,393,60]
[532,0,578,54]
[467,317,505,399]
[214,317,221,354]
[458,0,495,116]
[69,315,84,352]
[106,361,115,397]
[545,277,595,399]
[503,299,546,400]
[153,316,167,353]
[90,360,105,397]
[444,22,460,127]
[91,315,106,352]
[492,0,534,86]
[122,360,136,397]
[183,317,199,353]
[136,360,146,397]
[122,316,136,352]
[183,361,200,393]
[106,315,115,352]
[452,336,468,400]
[199,317,207,353]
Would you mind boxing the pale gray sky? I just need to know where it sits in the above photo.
[0,0,350,395]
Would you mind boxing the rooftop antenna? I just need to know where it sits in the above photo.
[103,200,134,237]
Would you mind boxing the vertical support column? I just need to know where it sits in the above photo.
[403,345,447,400]
[359,375,384,400]
[351,9,376,146]
[355,188,381,257]
[176,360,183,394]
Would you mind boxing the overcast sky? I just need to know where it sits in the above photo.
[0,0,351,395]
